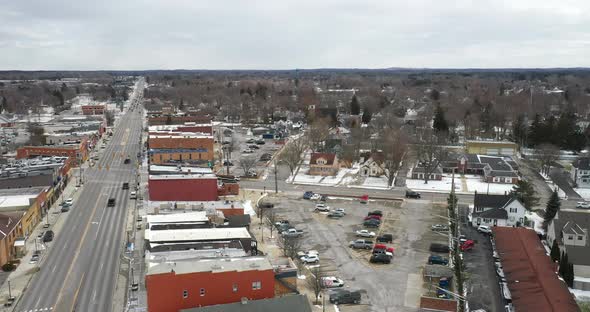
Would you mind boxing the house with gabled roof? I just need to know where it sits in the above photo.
[359,152,386,177]
[571,157,590,188]
[470,193,526,227]
[308,152,339,176]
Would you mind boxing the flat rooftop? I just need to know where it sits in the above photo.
[149,165,213,175]
[147,256,272,276]
[148,124,212,131]
[146,211,209,225]
[146,227,251,243]
[147,200,244,213]
[148,174,218,180]
[148,132,213,139]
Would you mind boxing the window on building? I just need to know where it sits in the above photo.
[568,235,574,240]
[232,284,238,292]
[509,208,517,213]
[578,236,584,240]
[200,288,205,296]
[475,207,483,212]
[483,218,491,223]
[183,290,188,298]
[252,281,261,290]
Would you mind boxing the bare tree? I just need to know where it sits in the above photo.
[278,235,302,259]
[266,211,278,239]
[535,143,560,175]
[307,117,330,151]
[279,137,308,178]
[27,123,46,146]
[239,156,257,176]
[379,129,408,187]
[307,266,324,305]
[414,132,449,184]
[104,110,115,126]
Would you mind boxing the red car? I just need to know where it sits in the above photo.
[364,215,382,221]
[460,240,475,251]
[373,244,387,250]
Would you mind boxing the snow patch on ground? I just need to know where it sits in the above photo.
[575,188,590,201]
[463,175,514,194]
[361,176,390,189]
[243,200,256,217]
[526,210,545,235]
[406,176,461,193]
[289,163,360,187]
[569,288,590,301]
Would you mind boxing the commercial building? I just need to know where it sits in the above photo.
[149,123,213,135]
[16,139,90,165]
[148,132,215,165]
[465,140,518,156]
[0,212,24,265]
[146,212,210,230]
[147,114,212,126]
[493,227,579,312]
[0,187,47,238]
[145,257,274,312]
[148,174,219,201]
[179,294,312,312]
[81,105,105,115]
[147,200,245,217]
[145,227,253,253]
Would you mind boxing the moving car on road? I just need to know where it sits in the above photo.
[122,182,129,190]
[327,211,344,218]
[107,198,116,207]
[576,201,590,209]
[405,190,421,199]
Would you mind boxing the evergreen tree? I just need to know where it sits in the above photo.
[528,114,543,147]
[433,104,449,133]
[510,180,539,210]
[1,96,6,112]
[566,263,575,287]
[550,239,560,262]
[559,251,566,277]
[543,190,561,228]
[350,94,360,115]
[512,114,526,146]
[361,108,372,124]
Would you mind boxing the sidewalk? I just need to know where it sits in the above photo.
[0,170,83,310]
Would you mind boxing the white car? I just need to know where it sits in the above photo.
[64,198,74,206]
[576,201,590,209]
[315,204,330,212]
[310,194,322,201]
[355,230,376,238]
[477,225,492,234]
[334,208,346,214]
[321,276,345,288]
[297,250,319,258]
[242,149,254,154]
[300,254,320,264]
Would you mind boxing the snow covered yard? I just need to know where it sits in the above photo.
[574,188,590,201]
[405,176,462,192]
[463,175,514,195]
[288,164,360,187]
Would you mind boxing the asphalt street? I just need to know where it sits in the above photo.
[16,79,145,312]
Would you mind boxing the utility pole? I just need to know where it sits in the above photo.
[274,160,279,193]
[449,169,465,312]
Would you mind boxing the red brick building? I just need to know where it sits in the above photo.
[148,114,212,126]
[16,139,89,165]
[145,257,275,312]
[149,123,213,135]
[81,105,105,115]
[148,175,219,201]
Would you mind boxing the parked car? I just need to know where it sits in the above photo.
[259,153,272,161]
[30,253,40,264]
[329,290,361,304]
[242,149,254,154]
[315,204,330,212]
[321,276,345,288]
[405,190,421,199]
[368,210,383,217]
[281,228,304,237]
[107,198,116,207]
[327,211,344,218]
[297,250,319,258]
[303,191,314,199]
[130,191,137,199]
[124,158,131,164]
[61,206,70,212]
[320,195,329,201]
[310,193,322,201]
[349,239,373,249]
[364,215,382,221]
[370,253,391,264]
[255,139,266,145]
[63,198,74,207]
[373,235,391,244]
[363,219,381,228]
[37,231,45,240]
[246,138,255,144]
[576,201,590,209]
[428,255,449,265]
[300,254,320,264]
[275,220,290,227]
[334,208,345,214]
[429,243,450,253]
[431,224,449,232]
[477,225,493,234]
[43,230,54,243]
[356,230,376,238]
[222,160,234,166]
[248,144,260,149]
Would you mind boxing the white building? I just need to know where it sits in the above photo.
[470,193,526,227]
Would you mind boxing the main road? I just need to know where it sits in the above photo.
[17,78,145,312]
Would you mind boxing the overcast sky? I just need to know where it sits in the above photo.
[1,0,589,70]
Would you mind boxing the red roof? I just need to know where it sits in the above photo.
[310,152,336,165]
[493,227,580,312]
[419,296,457,311]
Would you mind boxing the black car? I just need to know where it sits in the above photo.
[430,243,450,253]
[363,219,381,228]
[124,158,131,164]
[248,144,260,150]
[368,210,383,217]
[370,253,391,264]
[329,290,361,304]
[223,161,234,166]
[107,198,116,207]
[405,190,421,199]
[428,255,449,265]
[259,154,272,161]
[376,233,393,243]
[122,182,129,190]
[255,139,266,145]
[43,230,54,243]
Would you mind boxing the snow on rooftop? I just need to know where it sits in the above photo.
[147,227,251,243]
[147,256,272,276]
[146,212,209,225]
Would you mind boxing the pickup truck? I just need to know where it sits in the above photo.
[349,239,373,249]
[281,228,304,237]
[330,290,361,304]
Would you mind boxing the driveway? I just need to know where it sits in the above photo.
[549,167,582,200]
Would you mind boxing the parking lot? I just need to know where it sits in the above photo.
[215,127,282,178]
[269,194,449,312]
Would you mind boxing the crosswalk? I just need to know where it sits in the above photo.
[20,307,53,312]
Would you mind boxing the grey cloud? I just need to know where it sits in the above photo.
[1,0,590,69]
